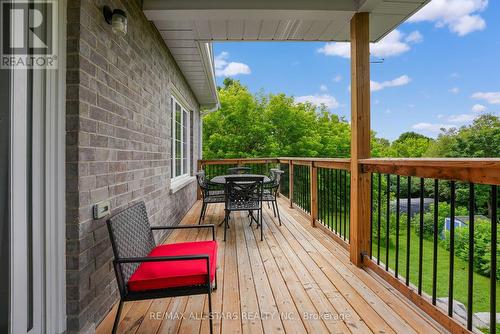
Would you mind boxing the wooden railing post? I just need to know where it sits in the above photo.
[350,12,371,267]
[310,163,318,226]
[289,161,294,208]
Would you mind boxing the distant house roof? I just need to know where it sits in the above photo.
[452,215,489,224]
[390,198,433,217]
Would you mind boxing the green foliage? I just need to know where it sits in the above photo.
[388,132,433,157]
[203,80,351,158]
[425,114,500,158]
[204,80,500,160]
[412,203,468,239]
[448,219,500,279]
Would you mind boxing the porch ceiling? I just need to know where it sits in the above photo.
[142,0,429,108]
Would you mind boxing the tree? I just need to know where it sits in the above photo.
[203,80,500,163]
[203,80,353,159]
[425,114,500,158]
[387,132,433,157]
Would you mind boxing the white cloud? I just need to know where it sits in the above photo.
[371,75,411,92]
[472,104,487,112]
[317,30,422,59]
[449,87,460,94]
[333,75,342,82]
[471,91,500,104]
[412,122,454,133]
[295,94,340,109]
[320,84,328,92]
[408,0,488,36]
[446,113,477,123]
[317,42,351,58]
[214,52,251,77]
[405,31,424,43]
[450,72,460,78]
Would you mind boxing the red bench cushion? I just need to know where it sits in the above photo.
[127,240,218,292]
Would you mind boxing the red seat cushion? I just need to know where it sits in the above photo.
[127,241,218,292]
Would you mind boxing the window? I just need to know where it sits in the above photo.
[171,95,191,181]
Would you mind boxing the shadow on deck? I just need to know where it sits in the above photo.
[96,198,446,334]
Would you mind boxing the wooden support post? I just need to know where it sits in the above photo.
[310,164,318,226]
[289,161,294,208]
[349,12,371,267]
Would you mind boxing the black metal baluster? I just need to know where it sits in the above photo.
[338,169,342,236]
[306,167,311,213]
[327,168,331,230]
[301,166,304,209]
[344,170,348,241]
[370,173,373,258]
[432,179,439,305]
[395,175,400,278]
[377,173,382,265]
[297,166,302,208]
[322,169,326,226]
[347,172,350,241]
[490,185,497,334]
[406,177,411,286]
[418,178,424,295]
[386,174,391,271]
[335,169,338,233]
[448,181,455,317]
[335,169,342,235]
[328,168,332,230]
[300,166,303,209]
[318,169,322,224]
[467,183,475,331]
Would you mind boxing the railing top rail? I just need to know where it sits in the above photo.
[199,158,279,164]
[360,158,500,185]
[278,157,350,162]
[359,157,500,165]
[198,157,500,184]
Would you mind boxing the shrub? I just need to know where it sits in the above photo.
[444,219,500,279]
[413,202,468,239]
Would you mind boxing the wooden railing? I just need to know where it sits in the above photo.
[197,157,500,334]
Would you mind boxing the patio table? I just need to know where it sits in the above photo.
[210,174,270,226]
[210,174,271,184]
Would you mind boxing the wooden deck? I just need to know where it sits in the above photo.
[96,198,447,334]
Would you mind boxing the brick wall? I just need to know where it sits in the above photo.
[66,0,202,331]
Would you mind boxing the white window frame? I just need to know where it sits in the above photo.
[170,94,193,192]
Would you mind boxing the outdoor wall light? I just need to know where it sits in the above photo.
[103,6,127,36]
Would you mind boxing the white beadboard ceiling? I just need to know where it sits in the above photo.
[142,0,430,108]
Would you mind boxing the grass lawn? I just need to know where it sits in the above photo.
[317,210,350,239]
[372,228,499,313]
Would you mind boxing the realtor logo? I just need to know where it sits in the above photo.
[1,0,58,68]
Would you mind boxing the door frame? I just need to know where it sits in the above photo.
[8,0,66,332]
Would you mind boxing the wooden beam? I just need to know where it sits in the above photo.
[349,12,371,267]
[310,165,318,226]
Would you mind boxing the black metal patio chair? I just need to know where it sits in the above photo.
[106,201,217,334]
[223,176,264,241]
[227,166,252,174]
[263,169,284,225]
[196,170,225,224]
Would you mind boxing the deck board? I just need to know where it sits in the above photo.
[96,200,446,334]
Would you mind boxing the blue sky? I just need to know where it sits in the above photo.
[213,0,499,141]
